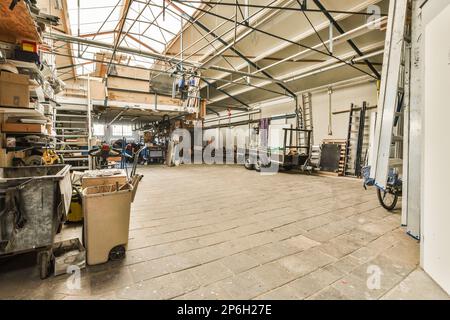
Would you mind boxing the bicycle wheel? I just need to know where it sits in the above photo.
[377,188,398,211]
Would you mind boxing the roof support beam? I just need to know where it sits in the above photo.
[216,16,386,91]
[126,33,159,52]
[165,0,294,67]
[203,79,250,110]
[169,1,387,16]
[161,0,296,98]
[195,19,297,97]
[107,0,133,74]
[175,0,379,82]
[51,48,287,98]
[179,0,382,89]
[45,33,288,85]
[312,0,382,79]
[209,43,384,103]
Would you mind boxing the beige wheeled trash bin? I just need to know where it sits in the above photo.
[82,183,133,265]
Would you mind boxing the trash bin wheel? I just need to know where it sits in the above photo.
[109,245,126,261]
[37,250,54,280]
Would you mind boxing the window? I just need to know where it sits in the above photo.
[66,0,201,76]
[93,123,105,136]
[112,124,133,137]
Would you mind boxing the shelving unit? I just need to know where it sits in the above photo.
[54,102,91,171]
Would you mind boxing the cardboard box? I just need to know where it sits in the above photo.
[0,149,11,167]
[81,171,128,189]
[2,122,46,134]
[0,149,24,167]
[0,71,30,108]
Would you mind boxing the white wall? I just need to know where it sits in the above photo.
[422,1,450,295]
[206,79,378,147]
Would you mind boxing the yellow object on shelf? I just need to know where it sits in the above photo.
[67,187,83,222]
[22,41,38,53]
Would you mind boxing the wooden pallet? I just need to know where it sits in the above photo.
[322,139,347,176]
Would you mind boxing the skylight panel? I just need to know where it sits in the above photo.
[65,0,199,76]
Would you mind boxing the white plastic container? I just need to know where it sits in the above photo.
[82,183,133,265]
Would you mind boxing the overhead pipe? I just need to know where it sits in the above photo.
[203,113,297,130]
[200,0,384,88]
[164,0,296,65]
[199,0,297,68]
[284,49,384,83]
[44,32,197,66]
[245,75,374,114]
[217,16,386,90]
[152,1,297,98]
[51,51,287,98]
[210,45,384,103]
[312,0,381,79]
[204,110,261,123]
[139,0,294,78]
[44,32,287,85]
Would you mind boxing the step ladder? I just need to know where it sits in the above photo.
[301,92,314,145]
[345,102,369,177]
[299,92,319,169]
[370,0,411,189]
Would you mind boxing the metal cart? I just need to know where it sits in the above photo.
[0,165,71,279]
[275,128,312,171]
[243,128,313,173]
[257,128,312,172]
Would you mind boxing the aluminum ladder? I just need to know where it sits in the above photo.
[370,0,411,189]
[301,92,314,145]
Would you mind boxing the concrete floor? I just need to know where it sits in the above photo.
[0,165,448,300]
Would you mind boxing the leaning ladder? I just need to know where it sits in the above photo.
[344,103,357,176]
[300,92,319,170]
[370,0,410,189]
[345,102,369,177]
[302,92,314,145]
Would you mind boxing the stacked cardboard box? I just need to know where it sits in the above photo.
[0,71,30,108]
[2,122,46,134]
[0,149,26,167]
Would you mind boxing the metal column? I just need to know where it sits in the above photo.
[405,0,422,239]
[87,75,93,170]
